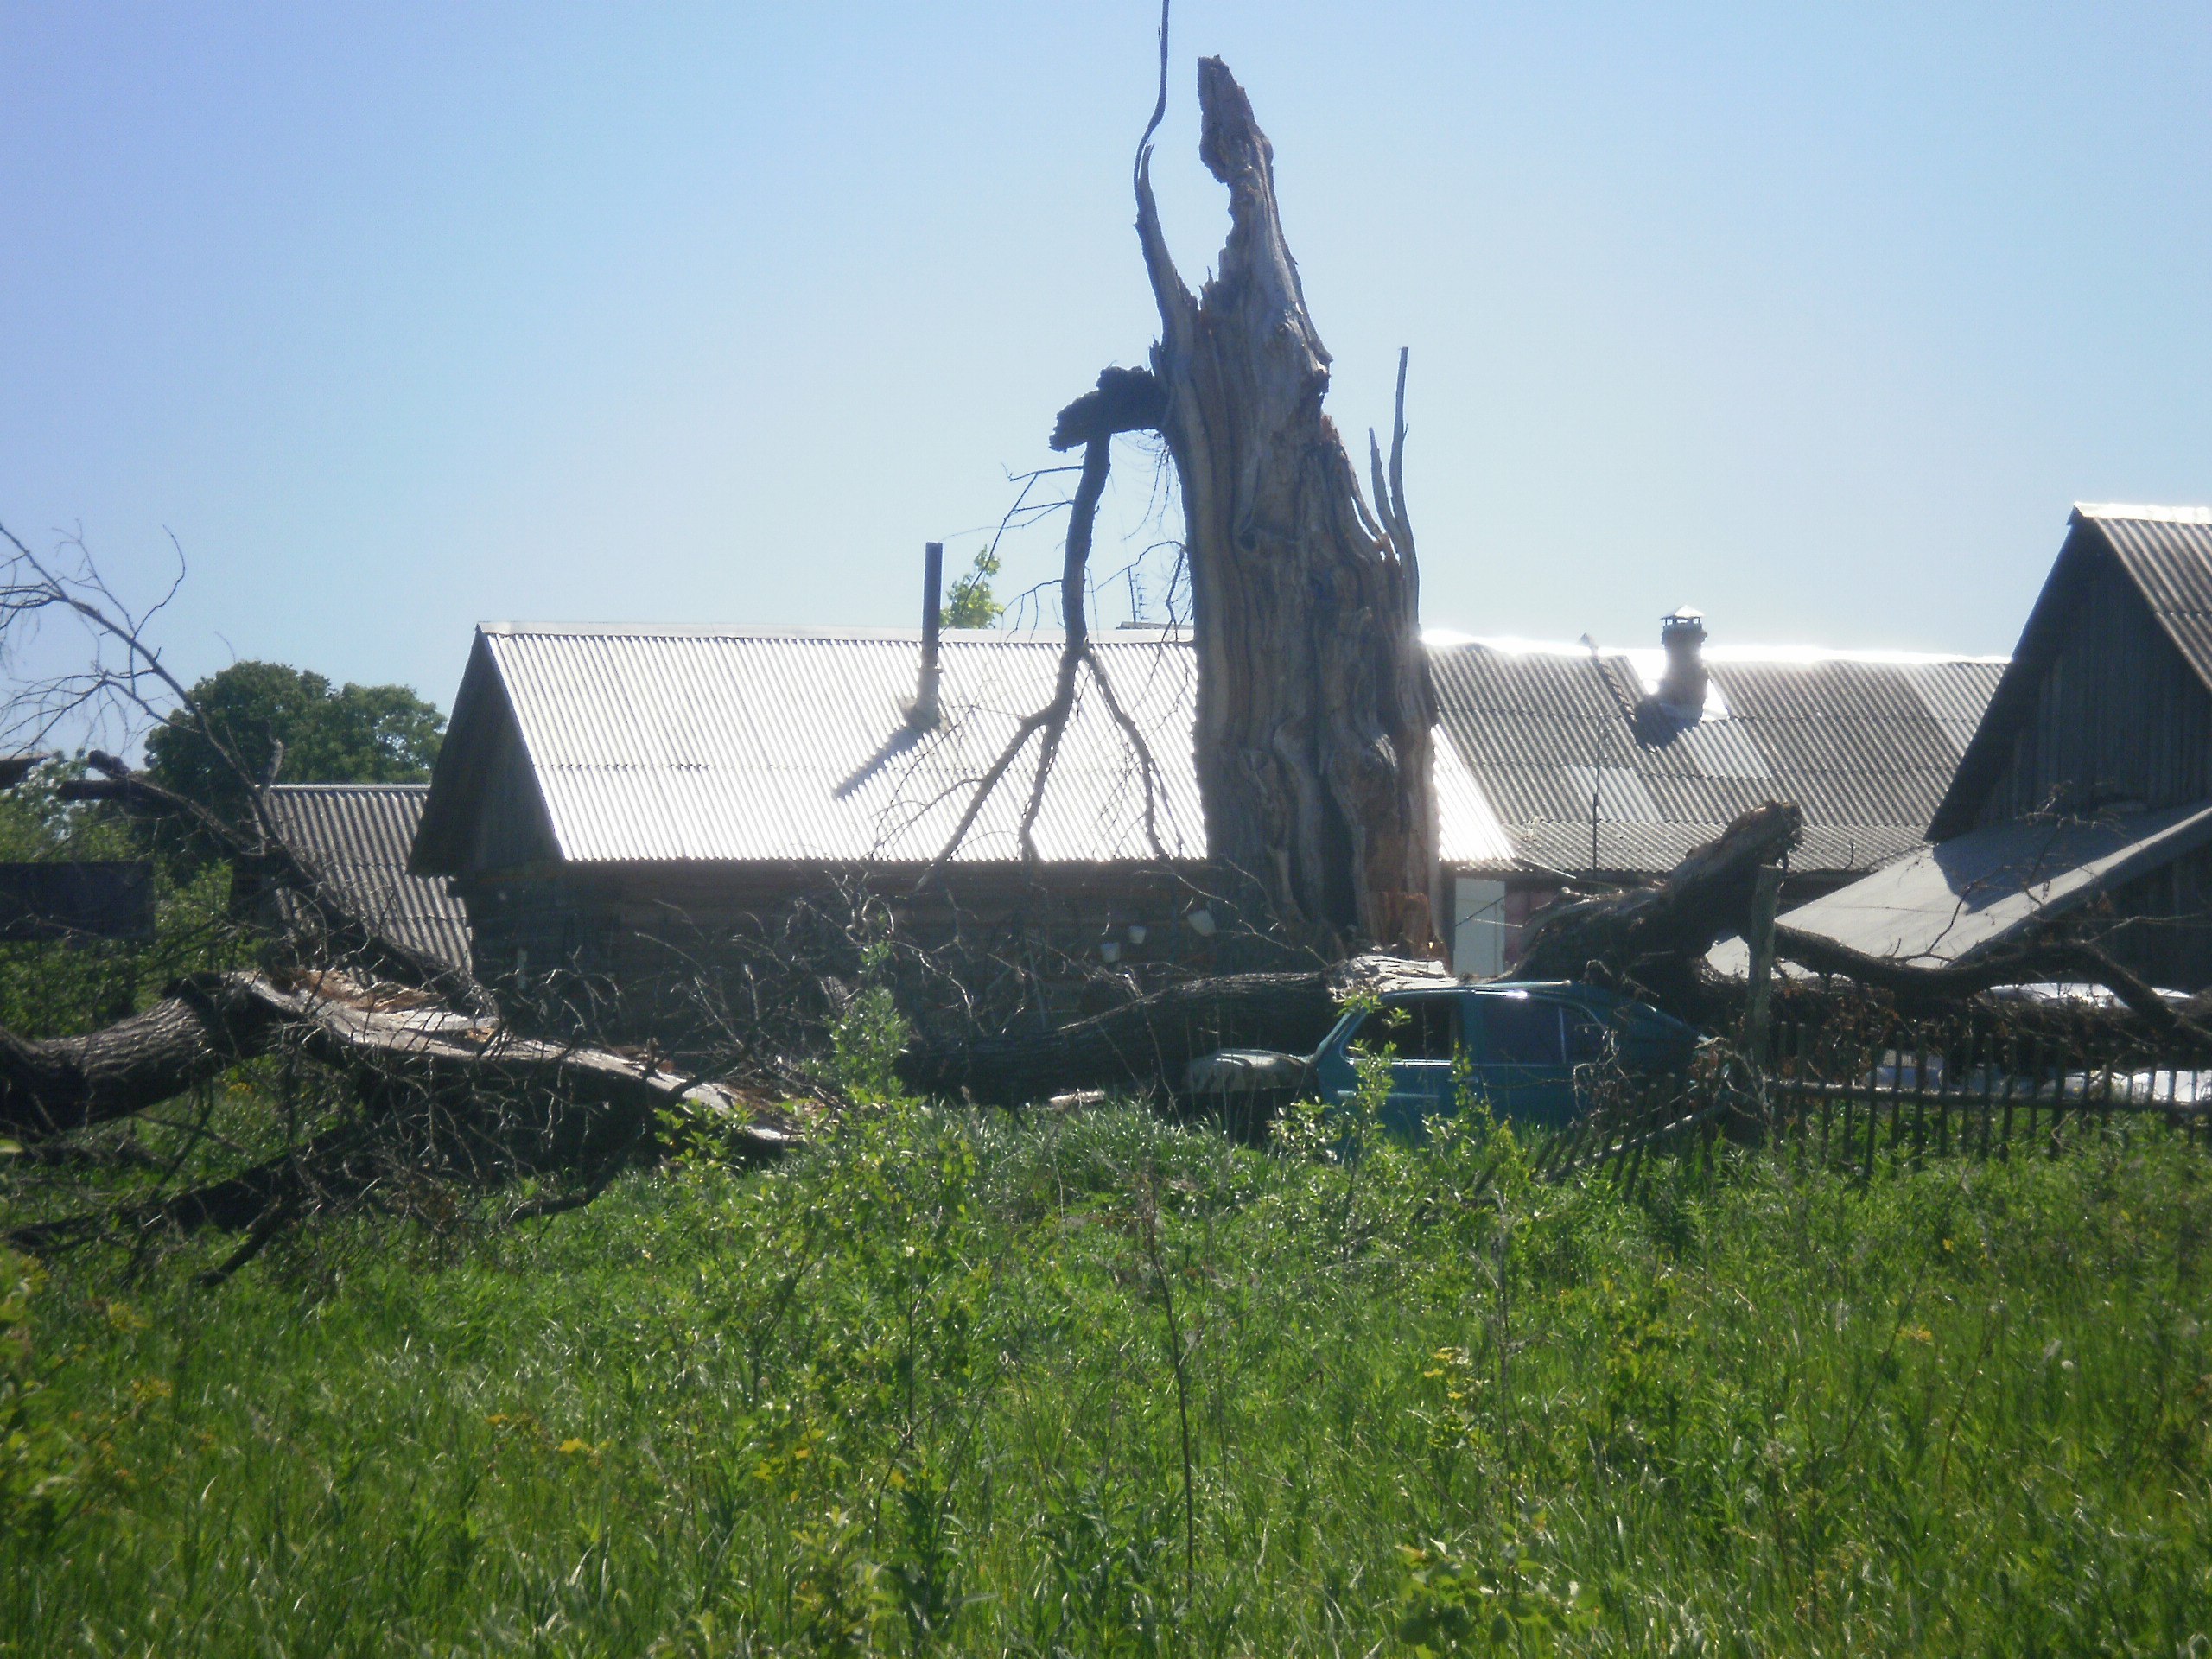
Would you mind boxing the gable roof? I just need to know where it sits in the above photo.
[412,621,1999,884]
[1929,504,2212,837]
[263,784,473,974]
[1428,637,2005,880]
[413,626,1211,870]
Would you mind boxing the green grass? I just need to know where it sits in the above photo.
[4,1104,2210,1655]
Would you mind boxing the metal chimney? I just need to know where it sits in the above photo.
[910,541,944,729]
[1656,607,1707,713]
[1631,607,1709,746]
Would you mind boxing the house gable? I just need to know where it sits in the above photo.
[409,631,561,876]
[1931,508,2212,837]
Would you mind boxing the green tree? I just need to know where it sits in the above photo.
[943,549,1003,628]
[144,662,444,829]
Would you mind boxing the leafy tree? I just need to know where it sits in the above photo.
[943,549,1002,628]
[144,661,444,830]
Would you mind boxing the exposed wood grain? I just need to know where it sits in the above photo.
[1135,58,1437,954]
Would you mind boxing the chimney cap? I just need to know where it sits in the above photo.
[1662,607,1706,642]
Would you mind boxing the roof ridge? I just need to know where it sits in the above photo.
[266,781,430,793]
[1424,632,2006,666]
[2073,502,2212,526]
[477,622,1192,642]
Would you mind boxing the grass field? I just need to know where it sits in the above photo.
[5,1100,2210,1656]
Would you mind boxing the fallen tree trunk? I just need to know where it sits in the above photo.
[1,971,797,1159]
[0,976,294,1139]
[1512,802,1806,1020]
[899,951,1455,1105]
[900,969,1342,1105]
[1774,926,2212,1050]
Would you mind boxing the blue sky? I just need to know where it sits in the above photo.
[3,3,2208,715]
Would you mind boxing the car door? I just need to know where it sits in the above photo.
[1344,993,1461,1136]
[1466,990,1576,1128]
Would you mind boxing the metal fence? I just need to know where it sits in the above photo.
[1534,1011,2211,1189]
[1762,1017,2212,1167]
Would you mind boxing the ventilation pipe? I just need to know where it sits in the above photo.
[909,541,944,729]
[1631,607,1708,745]
[1656,607,1708,712]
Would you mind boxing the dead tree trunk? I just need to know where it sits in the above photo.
[1136,58,1437,955]
[0,972,795,1158]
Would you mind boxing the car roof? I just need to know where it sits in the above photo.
[1381,981,1605,999]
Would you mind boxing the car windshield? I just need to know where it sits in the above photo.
[1567,1008,1611,1065]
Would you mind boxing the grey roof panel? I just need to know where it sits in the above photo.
[1711,801,2212,973]
[2092,512,2212,687]
[264,784,473,974]
[1429,640,2004,879]
[478,628,1208,866]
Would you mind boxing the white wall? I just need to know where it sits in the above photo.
[1451,875,1510,978]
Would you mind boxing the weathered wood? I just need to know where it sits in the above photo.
[0,970,796,1161]
[1772,925,2212,1050]
[1512,802,1805,1018]
[1135,58,1437,954]
[1742,861,1784,1065]
[0,976,292,1138]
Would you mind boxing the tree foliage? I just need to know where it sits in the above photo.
[942,548,1003,629]
[143,662,443,824]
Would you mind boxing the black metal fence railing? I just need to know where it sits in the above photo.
[1763,1017,2210,1166]
[1535,1013,2211,1191]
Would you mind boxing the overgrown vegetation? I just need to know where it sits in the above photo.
[4,1091,2207,1654]
[0,773,242,1041]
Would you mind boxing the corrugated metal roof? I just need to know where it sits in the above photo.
[416,624,2002,881]
[476,626,1207,865]
[1708,801,2212,975]
[1932,505,2212,836]
[264,784,474,973]
[1430,639,2006,879]
[1433,736,1517,867]
[2080,507,2212,689]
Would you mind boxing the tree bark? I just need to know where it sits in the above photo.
[1136,58,1437,955]
[1774,926,2212,1046]
[0,971,798,1159]
[0,976,290,1138]
[1514,803,1806,1020]
[899,969,1340,1106]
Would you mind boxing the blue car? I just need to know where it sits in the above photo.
[1309,981,1700,1135]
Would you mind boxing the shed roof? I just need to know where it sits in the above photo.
[1707,800,2212,976]
[263,784,473,974]
[1931,504,2212,836]
[1427,638,2005,880]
